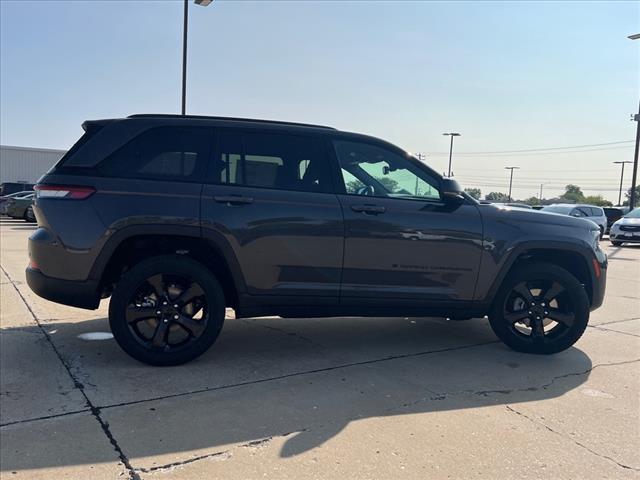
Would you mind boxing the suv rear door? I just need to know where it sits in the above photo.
[331,138,483,306]
[201,128,343,306]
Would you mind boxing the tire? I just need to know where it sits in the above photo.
[599,226,604,240]
[109,255,225,366]
[489,263,589,355]
[23,206,36,223]
[610,241,623,247]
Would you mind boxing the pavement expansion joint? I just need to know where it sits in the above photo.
[96,340,500,412]
[505,405,640,472]
[0,265,141,480]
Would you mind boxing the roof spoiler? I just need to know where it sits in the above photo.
[81,119,115,132]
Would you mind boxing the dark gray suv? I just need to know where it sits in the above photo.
[27,114,607,365]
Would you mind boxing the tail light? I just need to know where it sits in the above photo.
[35,185,95,200]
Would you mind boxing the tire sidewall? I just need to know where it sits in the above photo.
[109,255,225,366]
[489,263,590,354]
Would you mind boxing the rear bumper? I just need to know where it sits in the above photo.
[26,267,100,309]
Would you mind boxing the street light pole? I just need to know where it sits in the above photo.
[181,0,213,116]
[505,166,520,202]
[630,100,639,208]
[442,132,461,177]
[627,33,639,208]
[539,183,545,202]
[614,161,632,206]
[181,0,189,115]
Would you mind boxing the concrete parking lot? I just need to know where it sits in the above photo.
[0,216,638,479]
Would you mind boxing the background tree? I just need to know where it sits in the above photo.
[522,196,540,206]
[345,179,365,193]
[583,195,612,207]
[559,184,585,204]
[623,186,640,206]
[464,187,481,200]
[376,177,399,193]
[485,192,510,202]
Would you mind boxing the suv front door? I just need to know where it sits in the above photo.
[201,129,343,307]
[332,138,483,307]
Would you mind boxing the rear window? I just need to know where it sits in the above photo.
[98,127,211,181]
[52,123,105,172]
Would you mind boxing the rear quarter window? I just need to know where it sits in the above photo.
[98,126,211,182]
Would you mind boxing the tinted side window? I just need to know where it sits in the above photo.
[571,207,588,217]
[333,140,440,200]
[99,126,210,181]
[591,207,603,217]
[216,131,332,193]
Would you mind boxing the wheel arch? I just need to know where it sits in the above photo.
[483,242,596,309]
[90,226,246,309]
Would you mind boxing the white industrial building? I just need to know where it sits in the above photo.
[0,145,67,184]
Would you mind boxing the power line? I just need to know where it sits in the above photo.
[429,145,633,157]
[426,140,634,156]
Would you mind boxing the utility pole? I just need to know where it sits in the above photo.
[442,133,461,177]
[505,166,520,202]
[414,153,426,196]
[614,161,632,206]
[539,183,545,202]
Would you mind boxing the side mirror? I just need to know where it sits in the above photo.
[441,178,464,203]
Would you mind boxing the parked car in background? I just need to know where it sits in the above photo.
[26,114,607,365]
[0,190,34,214]
[609,207,640,246]
[5,193,36,222]
[541,204,607,238]
[603,207,626,234]
[0,182,35,196]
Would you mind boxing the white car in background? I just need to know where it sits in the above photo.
[541,204,607,238]
[609,207,640,246]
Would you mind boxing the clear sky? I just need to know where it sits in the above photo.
[1,0,638,202]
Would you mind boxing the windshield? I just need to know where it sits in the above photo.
[541,205,572,214]
[625,207,640,219]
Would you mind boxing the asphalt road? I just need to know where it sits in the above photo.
[1,216,638,479]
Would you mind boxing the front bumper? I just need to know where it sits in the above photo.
[610,231,640,243]
[589,247,607,311]
[26,267,100,309]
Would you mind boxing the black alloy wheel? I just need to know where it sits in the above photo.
[125,273,209,352]
[109,255,225,365]
[489,263,589,354]
[24,206,36,223]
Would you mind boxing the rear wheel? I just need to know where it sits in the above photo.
[489,263,589,354]
[23,206,36,223]
[109,255,225,366]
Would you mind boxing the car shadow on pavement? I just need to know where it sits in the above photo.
[0,315,594,472]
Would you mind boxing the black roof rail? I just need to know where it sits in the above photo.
[126,114,336,130]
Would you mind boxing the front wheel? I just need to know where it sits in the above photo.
[489,263,589,354]
[611,241,623,247]
[109,255,225,366]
